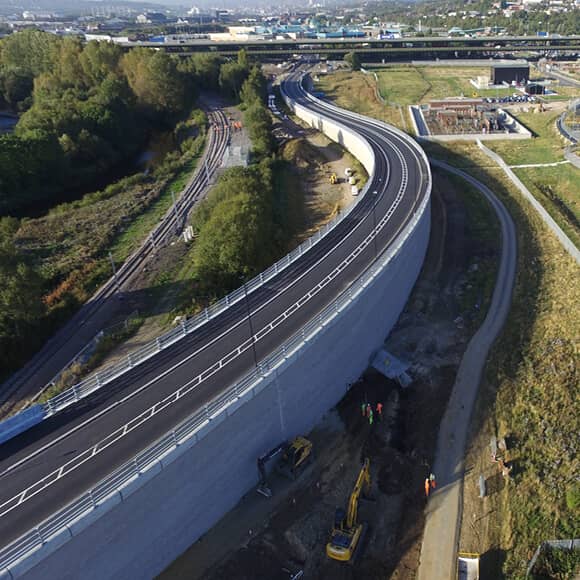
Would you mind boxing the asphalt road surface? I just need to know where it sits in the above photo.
[0,75,430,553]
[417,160,516,580]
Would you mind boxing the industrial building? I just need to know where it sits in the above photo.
[491,63,530,85]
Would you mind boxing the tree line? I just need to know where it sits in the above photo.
[0,30,227,216]
[188,50,282,298]
[0,38,280,377]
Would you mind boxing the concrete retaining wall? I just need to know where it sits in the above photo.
[9,88,431,580]
[17,199,430,580]
[0,406,44,446]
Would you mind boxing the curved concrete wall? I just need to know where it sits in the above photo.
[7,96,431,580]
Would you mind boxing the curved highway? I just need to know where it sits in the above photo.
[0,73,430,555]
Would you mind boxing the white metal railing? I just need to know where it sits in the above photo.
[0,137,410,521]
[0,81,432,573]
[0,167,430,572]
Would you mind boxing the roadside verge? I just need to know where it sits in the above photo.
[417,159,517,580]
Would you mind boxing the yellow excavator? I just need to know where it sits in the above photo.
[257,436,313,497]
[326,458,371,563]
[329,172,338,184]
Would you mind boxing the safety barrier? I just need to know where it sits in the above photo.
[0,162,430,575]
[0,82,431,575]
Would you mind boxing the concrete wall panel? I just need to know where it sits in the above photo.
[19,201,430,580]
[14,88,431,580]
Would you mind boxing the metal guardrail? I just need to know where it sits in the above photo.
[0,121,405,521]
[0,158,430,573]
[35,143,372,421]
[0,84,431,573]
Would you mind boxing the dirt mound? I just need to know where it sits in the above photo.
[280,138,325,169]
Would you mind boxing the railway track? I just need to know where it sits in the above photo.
[0,108,230,411]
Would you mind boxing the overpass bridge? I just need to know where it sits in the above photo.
[125,35,580,61]
[0,72,431,579]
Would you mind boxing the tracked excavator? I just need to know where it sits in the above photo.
[326,458,371,563]
[257,436,313,497]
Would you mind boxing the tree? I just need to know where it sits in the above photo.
[219,60,249,101]
[0,217,45,370]
[244,102,273,158]
[0,67,33,110]
[190,164,276,292]
[122,48,189,120]
[344,51,361,71]
[240,66,267,107]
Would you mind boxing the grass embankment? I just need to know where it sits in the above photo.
[17,113,206,311]
[315,71,408,130]
[459,156,579,579]
[320,78,579,578]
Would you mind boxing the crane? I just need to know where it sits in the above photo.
[326,458,371,563]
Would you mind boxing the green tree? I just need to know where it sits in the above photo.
[122,48,189,120]
[219,60,249,101]
[240,66,267,107]
[344,51,361,71]
[244,102,273,158]
[0,217,45,371]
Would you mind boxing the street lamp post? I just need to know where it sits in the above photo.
[242,281,259,369]
[372,190,379,259]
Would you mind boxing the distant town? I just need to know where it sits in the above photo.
[0,0,578,46]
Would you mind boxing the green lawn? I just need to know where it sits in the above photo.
[487,111,566,165]
[515,164,580,248]
[376,66,519,104]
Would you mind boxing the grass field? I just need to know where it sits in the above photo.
[487,110,567,164]
[316,71,408,130]
[376,66,519,104]
[316,76,580,578]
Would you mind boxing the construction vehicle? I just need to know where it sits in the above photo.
[257,436,313,497]
[351,185,359,196]
[348,176,356,185]
[344,167,353,177]
[329,172,338,185]
[326,458,371,563]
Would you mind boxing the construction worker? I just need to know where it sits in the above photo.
[361,403,366,417]
[366,403,372,418]
[430,473,437,490]
[424,478,430,497]
[368,408,374,426]
[376,402,383,422]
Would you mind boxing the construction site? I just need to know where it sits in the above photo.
[159,165,500,579]
[421,99,520,136]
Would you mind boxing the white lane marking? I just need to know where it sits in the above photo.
[0,139,405,511]
[0,111,402,481]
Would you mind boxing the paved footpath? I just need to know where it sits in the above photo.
[417,160,517,580]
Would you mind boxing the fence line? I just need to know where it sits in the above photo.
[477,140,580,264]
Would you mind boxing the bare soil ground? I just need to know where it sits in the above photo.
[159,169,500,579]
